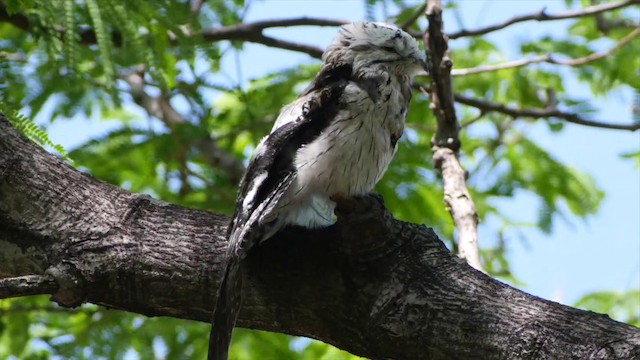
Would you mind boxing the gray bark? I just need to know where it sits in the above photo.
[1,116,638,359]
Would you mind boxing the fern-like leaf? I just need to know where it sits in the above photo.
[85,0,118,104]
[63,0,79,74]
[0,102,71,162]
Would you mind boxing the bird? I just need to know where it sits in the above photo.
[208,21,426,360]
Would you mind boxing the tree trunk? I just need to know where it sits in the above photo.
[0,117,638,359]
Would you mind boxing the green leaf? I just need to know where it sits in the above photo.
[575,290,640,326]
[620,150,640,168]
[1,102,71,161]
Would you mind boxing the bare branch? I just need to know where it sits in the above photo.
[0,275,57,299]
[448,0,640,39]
[592,0,640,33]
[555,26,640,66]
[454,93,640,131]
[217,17,347,31]
[453,55,552,76]
[425,0,483,272]
[199,17,348,58]
[453,27,640,76]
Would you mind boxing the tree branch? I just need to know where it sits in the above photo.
[0,275,57,299]
[197,18,348,58]
[2,116,640,359]
[448,0,640,39]
[556,26,640,66]
[454,93,640,131]
[452,27,640,76]
[123,67,246,183]
[425,0,482,272]
[201,18,349,58]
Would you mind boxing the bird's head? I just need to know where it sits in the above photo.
[324,22,426,76]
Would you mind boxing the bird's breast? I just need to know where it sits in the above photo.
[295,80,408,197]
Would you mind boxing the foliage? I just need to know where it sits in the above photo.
[0,102,69,160]
[574,290,640,327]
[0,0,637,358]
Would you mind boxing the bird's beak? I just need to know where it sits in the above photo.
[418,57,428,72]
[413,56,428,76]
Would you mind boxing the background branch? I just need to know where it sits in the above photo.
[452,27,640,76]
[455,93,640,131]
[447,0,639,39]
[193,17,348,58]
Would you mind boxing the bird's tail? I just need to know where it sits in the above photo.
[208,258,243,360]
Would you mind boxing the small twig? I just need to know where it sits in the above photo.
[200,18,349,58]
[592,0,640,33]
[448,0,639,39]
[400,3,427,30]
[460,110,487,128]
[425,0,483,272]
[454,93,640,131]
[453,55,553,76]
[453,27,640,76]
[218,17,347,31]
[0,275,58,299]
[555,27,640,66]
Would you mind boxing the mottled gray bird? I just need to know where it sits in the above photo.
[208,22,426,360]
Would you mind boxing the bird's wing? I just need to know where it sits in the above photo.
[227,62,353,256]
[208,63,352,360]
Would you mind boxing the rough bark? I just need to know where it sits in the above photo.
[1,117,639,359]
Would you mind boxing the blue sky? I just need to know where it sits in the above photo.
[41,0,639,312]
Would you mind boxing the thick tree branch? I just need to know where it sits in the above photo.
[2,116,640,359]
[448,0,639,39]
[455,93,640,131]
[452,27,640,76]
[424,0,482,271]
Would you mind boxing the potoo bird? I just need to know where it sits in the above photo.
[208,22,426,360]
